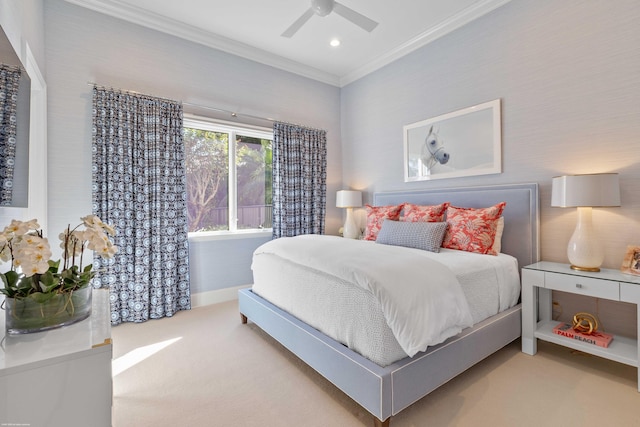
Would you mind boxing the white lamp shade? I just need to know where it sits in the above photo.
[336,190,362,208]
[551,173,620,207]
[551,173,620,271]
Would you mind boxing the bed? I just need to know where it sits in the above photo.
[239,183,539,427]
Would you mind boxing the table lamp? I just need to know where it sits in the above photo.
[551,173,620,271]
[336,190,362,239]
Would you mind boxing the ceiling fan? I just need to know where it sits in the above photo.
[281,0,379,38]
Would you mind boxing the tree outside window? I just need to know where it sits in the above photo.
[184,119,272,233]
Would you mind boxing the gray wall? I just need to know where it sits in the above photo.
[43,0,342,296]
[342,0,640,270]
[0,0,46,70]
[39,0,640,315]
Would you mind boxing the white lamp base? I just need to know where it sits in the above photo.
[343,207,359,239]
[567,207,604,272]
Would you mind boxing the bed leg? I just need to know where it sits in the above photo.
[374,417,390,427]
[240,313,248,324]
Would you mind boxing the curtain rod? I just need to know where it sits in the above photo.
[87,82,326,132]
[182,101,276,124]
[88,82,179,104]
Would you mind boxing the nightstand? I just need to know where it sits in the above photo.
[521,261,640,391]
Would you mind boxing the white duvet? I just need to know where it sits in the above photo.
[253,235,474,357]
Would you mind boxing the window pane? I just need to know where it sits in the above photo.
[236,134,272,230]
[184,127,229,232]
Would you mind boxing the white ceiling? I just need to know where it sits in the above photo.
[65,0,511,87]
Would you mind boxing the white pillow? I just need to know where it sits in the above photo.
[491,216,505,254]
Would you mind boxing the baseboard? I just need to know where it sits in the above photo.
[191,285,251,308]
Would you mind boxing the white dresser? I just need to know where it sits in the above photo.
[0,289,113,426]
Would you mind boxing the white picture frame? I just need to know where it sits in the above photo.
[403,99,502,181]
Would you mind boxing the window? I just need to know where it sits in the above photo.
[183,117,273,234]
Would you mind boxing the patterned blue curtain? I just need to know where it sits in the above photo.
[92,86,190,325]
[0,64,21,206]
[272,122,326,238]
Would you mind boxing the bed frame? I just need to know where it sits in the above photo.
[239,183,539,426]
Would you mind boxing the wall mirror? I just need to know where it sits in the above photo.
[404,99,501,182]
[0,25,31,207]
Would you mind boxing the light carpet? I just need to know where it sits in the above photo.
[112,300,640,427]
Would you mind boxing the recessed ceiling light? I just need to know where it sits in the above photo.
[330,39,341,47]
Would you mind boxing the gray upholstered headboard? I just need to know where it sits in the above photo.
[374,183,540,269]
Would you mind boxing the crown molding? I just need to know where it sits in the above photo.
[66,0,512,88]
[64,0,341,86]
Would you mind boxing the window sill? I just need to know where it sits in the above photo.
[188,229,272,242]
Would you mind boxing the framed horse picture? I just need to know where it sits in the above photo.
[403,99,502,181]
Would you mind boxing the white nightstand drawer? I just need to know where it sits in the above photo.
[544,272,619,300]
[621,282,640,303]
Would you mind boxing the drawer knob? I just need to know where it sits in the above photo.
[576,283,583,288]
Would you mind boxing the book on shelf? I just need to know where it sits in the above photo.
[552,323,613,348]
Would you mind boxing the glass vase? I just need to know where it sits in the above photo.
[4,286,93,334]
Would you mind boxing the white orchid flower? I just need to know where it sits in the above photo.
[5,219,30,236]
[103,223,115,236]
[96,241,118,258]
[24,219,40,230]
[21,259,50,277]
[81,214,102,228]
[82,215,116,236]
[0,250,11,263]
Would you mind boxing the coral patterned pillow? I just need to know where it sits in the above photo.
[401,202,450,222]
[442,202,506,255]
[364,204,403,241]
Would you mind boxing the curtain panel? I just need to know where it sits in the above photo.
[272,122,327,238]
[0,64,21,206]
[92,86,190,325]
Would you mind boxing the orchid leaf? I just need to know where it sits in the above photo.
[28,291,56,304]
[3,270,21,287]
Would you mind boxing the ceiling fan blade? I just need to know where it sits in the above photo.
[333,2,378,32]
[281,8,315,38]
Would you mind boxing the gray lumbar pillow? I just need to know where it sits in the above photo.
[375,219,448,252]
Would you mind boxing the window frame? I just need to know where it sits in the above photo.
[184,114,273,239]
